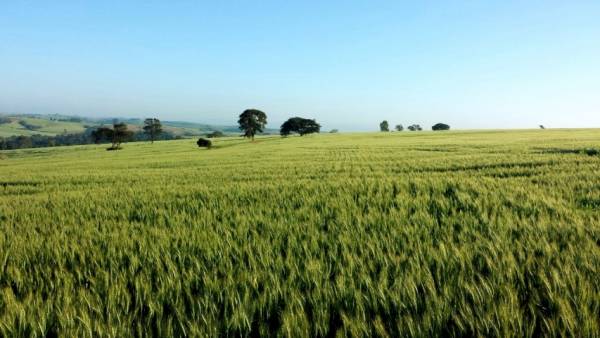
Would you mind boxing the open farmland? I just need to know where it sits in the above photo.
[0,130,599,336]
[0,117,86,137]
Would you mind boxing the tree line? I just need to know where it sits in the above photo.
[379,121,450,132]
[0,119,176,150]
[1,109,452,152]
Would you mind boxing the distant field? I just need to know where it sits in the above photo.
[0,115,262,138]
[0,117,86,137]
[1,130,599,336]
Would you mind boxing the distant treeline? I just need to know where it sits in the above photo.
[0,128,181,150]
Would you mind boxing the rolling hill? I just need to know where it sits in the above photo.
[0,113,276,137]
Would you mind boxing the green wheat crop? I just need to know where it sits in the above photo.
[1,129,599,337]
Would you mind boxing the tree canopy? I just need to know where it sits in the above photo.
[432,123,450,131]
[380,120,389,132]
[143,118,163,143]
[238,109,267,140]
[92,122,133,150]
[280,117,321,136]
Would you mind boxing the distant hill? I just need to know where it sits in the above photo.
[0,113,277,137]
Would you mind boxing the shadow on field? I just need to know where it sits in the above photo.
[534,147,600,156]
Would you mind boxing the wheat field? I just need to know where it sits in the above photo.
[1,130,599,337]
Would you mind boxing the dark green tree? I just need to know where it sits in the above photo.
[93,122,133,150]
[111,122,133,149]
[432,123,450,131]
[238,109,267,140]
[380,120,389,132]
[91,127,113,144]
[407,124,422,131]
[395,124,404,131]
[280,117,321,136]
[143,118,163,143]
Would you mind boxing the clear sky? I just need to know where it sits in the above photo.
[1,1,599,130]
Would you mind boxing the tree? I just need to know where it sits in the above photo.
[93,122,133,150]
[91,127,113,144]
[539,125,545,129]
[280,117,321,136]
[407,124,422,131]
[395,124,404,132]
[432,123,450,131]
[111,123,133,149]
[143,118,163,143]
[238,109,267,140]
[379,120,389,132]
[330,129,339,133]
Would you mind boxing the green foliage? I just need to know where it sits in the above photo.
[92,122,134,150]
[432,123,450,131]
[408,124,422,131]
[196,137,212,148]
[395,124,404,131]
[379,120,389,132]
[280,117,321,136]
[143,118,163,143]
[238,109,267,140]
[1,130,599,336]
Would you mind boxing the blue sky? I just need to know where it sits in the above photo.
[1,1,599,130]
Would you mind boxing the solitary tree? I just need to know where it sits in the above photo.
[280,117,321,136]
[431,123,450,131]
[395,124,404,132]
[143,118,163,143]
[238,109,267,140]
[380,120,389,132]
[539,125,545,129]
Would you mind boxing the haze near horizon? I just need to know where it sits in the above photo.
[1,1,599,131]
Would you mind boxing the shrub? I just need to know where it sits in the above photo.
[583,148,599,156]
[197,138,212,149]
[407,124,422,131]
